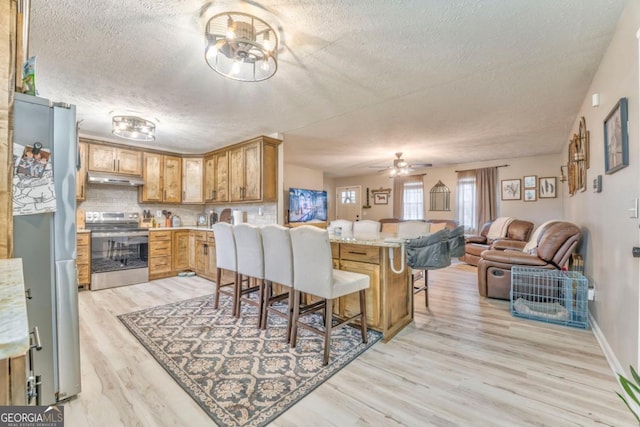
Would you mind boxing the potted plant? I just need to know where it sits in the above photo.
[618,366,640,423]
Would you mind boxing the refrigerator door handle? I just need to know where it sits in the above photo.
[55,260,81,400]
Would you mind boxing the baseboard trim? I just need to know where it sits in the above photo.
[590,311,624,376]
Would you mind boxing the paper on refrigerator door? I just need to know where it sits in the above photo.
[12,142,57,216]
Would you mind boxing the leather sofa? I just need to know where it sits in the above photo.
[477,221,582,300]
[459,219,534,266]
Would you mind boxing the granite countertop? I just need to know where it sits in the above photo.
[149,226,212,231]
[0,259,29,360]
[329,232,406,248]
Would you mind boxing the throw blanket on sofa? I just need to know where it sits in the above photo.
[486,217,515,240]
[522,220,558,253]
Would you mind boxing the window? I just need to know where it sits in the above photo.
[341,190,356,204]
[403,181,424,220]
[457,174,476,232]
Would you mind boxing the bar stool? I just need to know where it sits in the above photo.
[212,222,239,316]
[260,225,294,339]
[289,226,370,365]
[234,224,265,327]
[353,220,381,234]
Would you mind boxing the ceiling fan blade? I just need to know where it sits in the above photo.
[409,163,433,168]
[368,165,391,169]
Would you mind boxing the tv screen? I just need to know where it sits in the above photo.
[288,188,328,223]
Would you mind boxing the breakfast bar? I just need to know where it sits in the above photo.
[329,233,413,341]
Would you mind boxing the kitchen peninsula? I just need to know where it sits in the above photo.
[329,233,412,341]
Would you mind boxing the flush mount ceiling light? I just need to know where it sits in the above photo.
[112,116,156,142]
[204,11,278,82]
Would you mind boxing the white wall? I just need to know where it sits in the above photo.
[564,0,640,373]
[331,153,564,228]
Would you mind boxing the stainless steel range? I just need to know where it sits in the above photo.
[85,211,149,290]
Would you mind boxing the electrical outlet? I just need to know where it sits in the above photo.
[588,287,595,301]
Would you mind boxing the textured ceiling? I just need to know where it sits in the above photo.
[28,0,627,177]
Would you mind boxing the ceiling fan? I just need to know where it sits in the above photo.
[369,152,432,176]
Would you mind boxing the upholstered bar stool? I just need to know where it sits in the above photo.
[353,220,381,234]
[329,219,353,233]
[260,225,294,338]
[289,226,370,365]
[234,224,266,327]
[212,222,239,316]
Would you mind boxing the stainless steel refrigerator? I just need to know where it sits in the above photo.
[12,93,81,405]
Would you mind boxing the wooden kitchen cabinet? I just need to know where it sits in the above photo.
[163,156,182,203]
[149,230,173,280]
[88,144,142,176]
[330,241,411,341]
[76,231,91,289]
[228,136,279,203]
[182,157,204,204]
[172,230,190,273]
[140,153,182,203]
[76,141,88,201]
[204,151,229,203]
[192,231,216,280]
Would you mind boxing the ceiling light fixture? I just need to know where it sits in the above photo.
[204,12,278,82]
[112,116,156,142]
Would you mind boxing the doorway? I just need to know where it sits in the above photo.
[335,186,361,221]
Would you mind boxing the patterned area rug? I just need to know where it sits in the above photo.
[118,293,382,427]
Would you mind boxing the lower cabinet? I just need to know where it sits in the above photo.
[149,230,173,280]
[173,230,190,273]
[331,241,412,340]
[147,229,220,283]
[76,232,91,289]
[192,231,216,280]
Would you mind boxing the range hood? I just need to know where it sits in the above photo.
[87,171,144,186]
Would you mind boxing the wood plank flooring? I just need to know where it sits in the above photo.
[64,263,634,426]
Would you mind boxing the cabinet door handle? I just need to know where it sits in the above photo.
[204,243,208,255]
[117,159,120,171]
[183,191,186,200]
[113,159,116,171]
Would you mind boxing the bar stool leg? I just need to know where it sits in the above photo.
[214,267,222,309]
[323,298,333,365]
[290,290,301,348]
[359,289,368,344]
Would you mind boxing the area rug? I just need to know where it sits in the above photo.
[118,293,382,427]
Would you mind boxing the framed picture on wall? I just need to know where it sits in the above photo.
[604,97,629,174]
[501,179,521,201]
[524,188,537,202]
[523,175,536,188]
[538,177,557,198]
[374,193,388,205]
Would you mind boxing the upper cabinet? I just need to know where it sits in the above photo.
[227,136,279,203]
[204,151,228,203]
[140,153,182,203]
[182,157,204,204]
[88,144,142,176]
[76,141,88,201]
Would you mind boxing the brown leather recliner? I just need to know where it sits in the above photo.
[477,221,582,300]
[460,219,534,266]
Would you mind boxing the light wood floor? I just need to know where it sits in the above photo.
[65,263,634,426]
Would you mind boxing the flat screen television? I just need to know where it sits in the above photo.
[288,188,328,223]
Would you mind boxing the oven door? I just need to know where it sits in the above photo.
[90,230,149,290]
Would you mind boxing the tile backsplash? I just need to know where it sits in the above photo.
[79,185,278,226]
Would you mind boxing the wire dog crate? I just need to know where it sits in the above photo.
[510,266,589,329]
